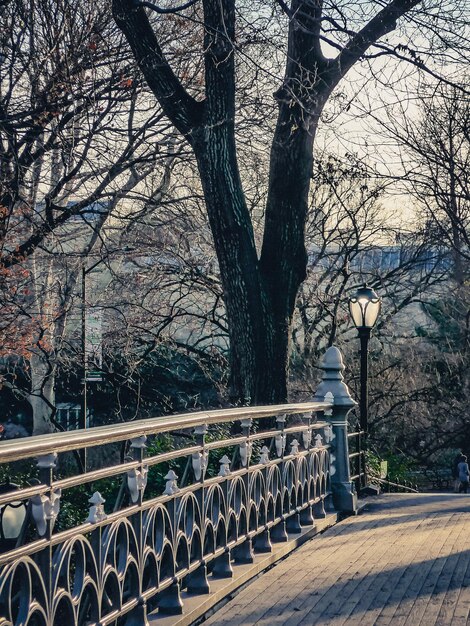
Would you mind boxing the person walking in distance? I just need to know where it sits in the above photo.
[458,455,470,494]
[452,450,465,492]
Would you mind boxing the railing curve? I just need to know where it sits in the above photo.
[0,401,337,625]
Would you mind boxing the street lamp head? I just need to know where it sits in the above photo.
[348,285,381,330]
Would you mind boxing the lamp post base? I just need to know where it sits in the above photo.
[332,481,358,515]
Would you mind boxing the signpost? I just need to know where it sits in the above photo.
[85,308,103,382]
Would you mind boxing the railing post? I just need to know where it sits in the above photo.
[187,423,211,593]
[233,418,256,563]
[314,346,357,514]
[34,452,60,623]
[125,436,149,626]
[300,412,315,526]
[271,413,289,542]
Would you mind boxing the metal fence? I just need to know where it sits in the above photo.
[0,401,336,625]
[348,432,419,495]
[348,429,367,493]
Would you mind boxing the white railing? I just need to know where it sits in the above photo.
[0,346,357,625]
[0,402,336,625]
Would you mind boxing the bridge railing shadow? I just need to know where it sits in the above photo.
[252,546,470,623]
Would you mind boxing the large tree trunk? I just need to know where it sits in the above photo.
[190,0,278,404]
[192,143,270,403]
[258,0,332,402]
[113,0,325,405]
[260,113,323,402]
[29,351,55,435]
[113,0,417,406]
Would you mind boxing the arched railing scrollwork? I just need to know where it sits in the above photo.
[0,354,357,625]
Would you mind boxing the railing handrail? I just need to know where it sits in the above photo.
[0,401,330,463]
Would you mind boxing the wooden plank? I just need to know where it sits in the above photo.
[203,494,470,626]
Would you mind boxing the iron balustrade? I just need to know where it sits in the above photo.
[348,434,420,495]
[348,429,367,493]
[0,401,338,625]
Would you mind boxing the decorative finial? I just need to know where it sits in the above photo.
[192,451,208,480]
[129,435,147,450]
[324,391,334,415]
[259,446,270,464]
[290,439,300,455]
[323,424,335,443]
[239,441,252,467]
[127,466,148,503]
[163,470,180,495]
[313,346,356,408]
[31,488,62,536]
[302,429,312,449]
[87,492,106,523]
[218,455,231,477]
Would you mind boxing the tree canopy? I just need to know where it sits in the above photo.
[112,0,469,403]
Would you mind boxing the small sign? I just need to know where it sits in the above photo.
[86,371,103,382]
[85,307,103,368]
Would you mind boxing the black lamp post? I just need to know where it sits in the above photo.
[348,285,381,437]
[79,246,135,472]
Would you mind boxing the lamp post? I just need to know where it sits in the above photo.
[79,246,135,471]
[81,255,106,470]
[348,285,381,437]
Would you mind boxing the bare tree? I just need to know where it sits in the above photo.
[0,0,181,433]
[294,155,441,356]
[113,0,469,405]
[373,79,470,284]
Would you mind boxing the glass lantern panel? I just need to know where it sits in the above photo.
[364,300,381,328]
[349,301,364,328]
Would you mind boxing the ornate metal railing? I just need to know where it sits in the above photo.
[0,346,358,626]
[348,429,367,493]
[348,431,420,495]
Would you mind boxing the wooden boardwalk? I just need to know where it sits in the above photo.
[204,493,470,626]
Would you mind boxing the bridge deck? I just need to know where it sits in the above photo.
[204,493,470,625]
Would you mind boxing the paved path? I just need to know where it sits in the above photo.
[204,493,470,625]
